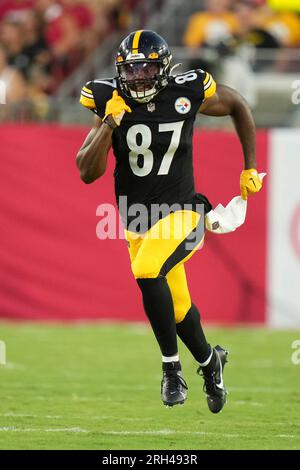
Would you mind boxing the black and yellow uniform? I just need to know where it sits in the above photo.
[80,69,216,324]
[80,69,215,229]
[79,31,229,410]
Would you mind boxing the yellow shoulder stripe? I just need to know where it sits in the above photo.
[204,77,217,99]
[82,86,93,95]
[132,30,143,53]
[80,94,96,109]
[203,72,211,86]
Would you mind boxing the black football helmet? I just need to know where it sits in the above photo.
[115,30,172,103]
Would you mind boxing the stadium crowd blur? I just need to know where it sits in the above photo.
[184,0,300,51]
[0,0,300,120]
[0,0,149,119]
[183,0,300,109]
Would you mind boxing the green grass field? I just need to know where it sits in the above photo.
[0,322,299,450]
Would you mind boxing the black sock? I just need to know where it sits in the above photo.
[162,361,181,373]
[176,303,211,364]
[137,277,178,357]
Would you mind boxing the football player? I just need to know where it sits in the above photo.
[77,30,264,412]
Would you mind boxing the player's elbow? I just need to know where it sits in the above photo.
[76,155,104,184]
[79,168,104,184]
[80,172,95,184]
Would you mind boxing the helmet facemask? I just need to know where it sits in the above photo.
[117,56,171,103]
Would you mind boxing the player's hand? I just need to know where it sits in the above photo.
[104,90,132,127]
[240,169,266,200]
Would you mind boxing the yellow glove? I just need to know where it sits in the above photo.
[240,168,265,200]
[103,90,132,127]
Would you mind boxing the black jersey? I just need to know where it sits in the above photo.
[80,70,216,230]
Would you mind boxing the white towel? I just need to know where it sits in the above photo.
[205,173,266,234]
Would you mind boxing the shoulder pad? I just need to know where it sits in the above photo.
[80,81,96,110]
[196,69,217,99]
[171,69,216,100]
[79,78,118,117]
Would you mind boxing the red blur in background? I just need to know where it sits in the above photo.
[0,125,267,323]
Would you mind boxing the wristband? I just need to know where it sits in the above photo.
[103,114,118,130]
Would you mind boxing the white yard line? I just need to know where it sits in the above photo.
[0,413,63,419]
[45,428,89,433]
[0,428,297,440]
[234,401,264,407]
[1,362,26,370]
[229,387,296,394]
[101,430,298,440]
[101,430,246,439]
[0,414,153,421]
[0,427,89,433]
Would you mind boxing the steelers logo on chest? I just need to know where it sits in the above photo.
[174,97,191,114]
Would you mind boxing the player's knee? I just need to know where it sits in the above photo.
[190,303,201,321]
[175,303,200,324]
[174,307,189,324]
[131,257,161,279]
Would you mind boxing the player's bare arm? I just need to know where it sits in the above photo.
[77,91,132,184]
[76,116,113,184]
[199,84,256,169]
[199,84,263,199]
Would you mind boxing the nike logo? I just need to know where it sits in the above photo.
[249,177,257,189]
[216,353,224,390]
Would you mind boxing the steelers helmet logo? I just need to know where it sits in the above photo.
[175,97,191,114]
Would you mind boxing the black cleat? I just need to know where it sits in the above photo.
[161,370,188,407]
[198,345,229,414]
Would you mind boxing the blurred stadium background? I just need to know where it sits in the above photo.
[0,0,300,450]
